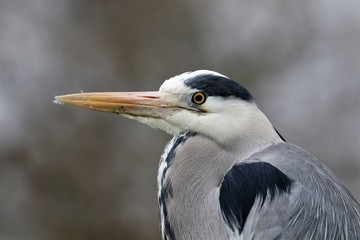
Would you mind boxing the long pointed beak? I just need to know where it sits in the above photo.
[54,91,177,117]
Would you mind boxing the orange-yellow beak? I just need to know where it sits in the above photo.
[54,91,179,118]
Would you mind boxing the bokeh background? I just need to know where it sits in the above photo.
[0,1,359,239]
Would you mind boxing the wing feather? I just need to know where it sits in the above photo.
[219,143,360,240]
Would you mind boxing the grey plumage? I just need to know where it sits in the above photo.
[159,133,360,240]
[55,70,360,240]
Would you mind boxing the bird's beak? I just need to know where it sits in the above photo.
[54,91,179,118]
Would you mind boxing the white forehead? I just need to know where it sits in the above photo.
[159,70,228,94]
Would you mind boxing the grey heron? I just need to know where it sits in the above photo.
[55,70,360,240]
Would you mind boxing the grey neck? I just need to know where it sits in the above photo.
[159,127,282,239]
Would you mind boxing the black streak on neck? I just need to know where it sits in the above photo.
[274,127,286,142]
[159,131,197,240]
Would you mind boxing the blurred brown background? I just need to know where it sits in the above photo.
[0,1,359,239]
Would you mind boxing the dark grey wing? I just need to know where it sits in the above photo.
[219,161,293,239]
[219,143,360,240]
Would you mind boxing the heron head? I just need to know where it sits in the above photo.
[55,70,281,146]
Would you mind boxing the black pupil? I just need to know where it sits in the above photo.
[195,94,203,103]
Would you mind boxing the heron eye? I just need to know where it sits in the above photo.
[192,92,207,105]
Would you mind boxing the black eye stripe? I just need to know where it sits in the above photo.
[192,92,207,105]
[184,74,253,102]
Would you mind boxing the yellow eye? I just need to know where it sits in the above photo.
[192,92,207,105]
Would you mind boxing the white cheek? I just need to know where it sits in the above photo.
[166,98,271,144]
[123,114,182,136]
[165,107,237,141]
[166,110,199,130]
[202,97,253,113]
